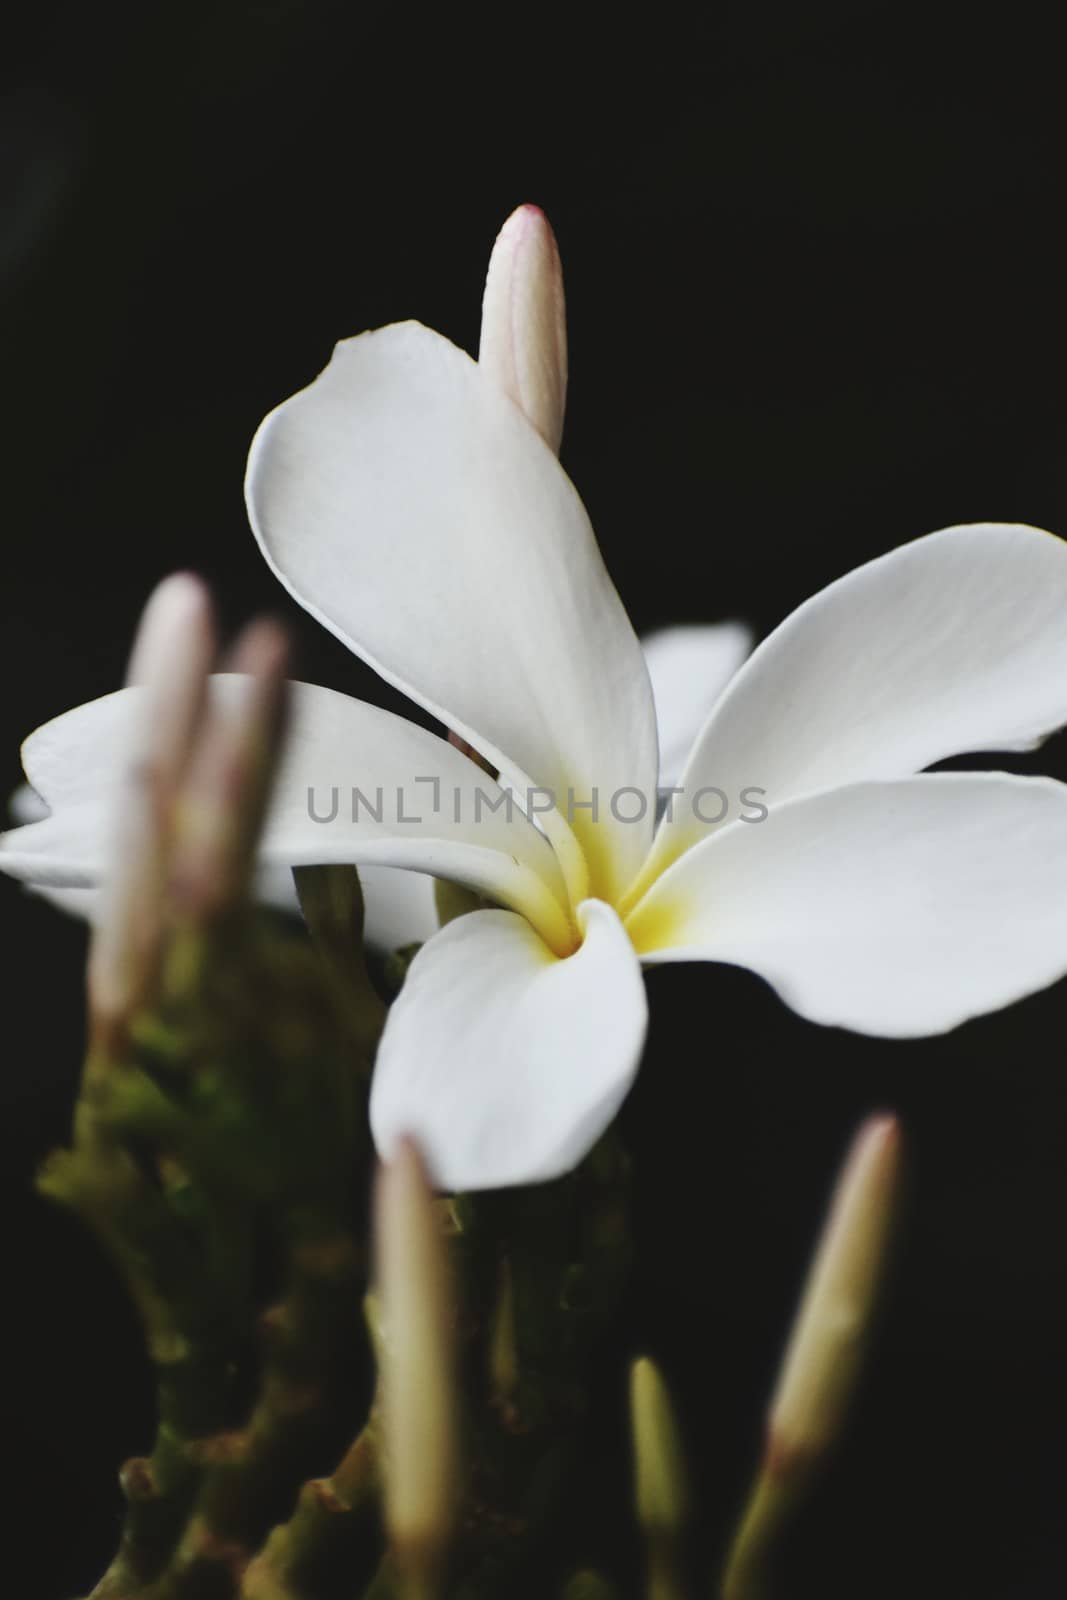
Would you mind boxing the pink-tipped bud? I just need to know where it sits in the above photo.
[374,1138,457,1583]
[479,203,568,453]
[125,571,218,793]
[88,574,216,1034]
[166,618,290,921]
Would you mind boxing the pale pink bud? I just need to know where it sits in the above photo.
[479,203,568,453]
[88,573,215,1034]
[166,618,290,921]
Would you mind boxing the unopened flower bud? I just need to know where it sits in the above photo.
[767,1113,901,1470]
[88,573,215,1040]
[722,1115,903,1600]
[630,1356,689,1535]
[166,618,289,921]
[479,203,568,452]
[374,1137,457,1591]
[630,1356,690,1600]
[441,208,567,785]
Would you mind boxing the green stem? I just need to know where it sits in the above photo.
[41,1076,245,1597]
[61,907,384,1599]
[560,1573,620,1600]
[431,1135,632,1600]
[239,1417,382,1598]
[720,1470,797,1600]
[146,1220,364,1599]
[645,1539,688,1600]
[293,866,386,1059]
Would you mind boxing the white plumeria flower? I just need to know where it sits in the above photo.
[8,313,1067,1191]
[4,204,749,957]
[8,207,1067,1191]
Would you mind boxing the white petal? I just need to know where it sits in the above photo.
[2,793,78,917]
[9,784,48,824]
[0,806,109,882]
[1,678,575,954]
[643,524,1067,879]
[11,862,438,951]
[252,864,301,915]
[18,877,295,926]
[640,622,753,789]
[370,899,647,1191]
[358,864,439,950]
[9,775,431,946]
[628,773,1067,1037]
[7,794,301,925]
[24,883,99,921]
[245,322,657,905]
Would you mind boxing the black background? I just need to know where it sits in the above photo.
[2,4,1066,1595]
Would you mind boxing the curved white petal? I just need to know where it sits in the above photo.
[370,899,647,1191]
[643,524,1067,880]
[641,622,753,789]
[20,882,99,920]
[0,677,575,954]
[19,880,294,926]
[253,864,301,915]
[245,321,657,905]
[628,773,1067,1037]
[5,787,99,919]
[359,864,439,950]
[9,773,433,946]
[9,784,48,825]
[10,858,435,950]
